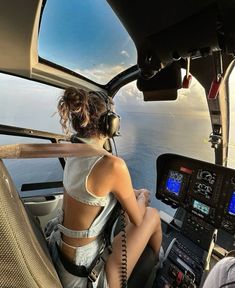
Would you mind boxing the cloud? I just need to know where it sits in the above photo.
[115,81,142,104]
[120,50,130,58]
[75,63,127,84]
[114,73,210,116]
[75,64,210,115]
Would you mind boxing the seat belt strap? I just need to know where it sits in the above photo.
[57,243,112,287]
[87,245,112,283]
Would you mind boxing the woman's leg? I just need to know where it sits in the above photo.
[106,207,162,288]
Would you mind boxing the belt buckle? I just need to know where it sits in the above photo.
[88,269,98,282]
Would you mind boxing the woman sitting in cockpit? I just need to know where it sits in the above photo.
[47,87,162,288]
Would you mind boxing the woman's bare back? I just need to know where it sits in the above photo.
[62,191,103,247]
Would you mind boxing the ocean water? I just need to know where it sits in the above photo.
[2,111,215,217]
[115,111,214,216]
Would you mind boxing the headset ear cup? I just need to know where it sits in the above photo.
[100,112,120,137]
[106,112,120,137]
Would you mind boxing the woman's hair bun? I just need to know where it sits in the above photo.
[57,87,111,137]
[58,87,90,133]
[64,87,88,115]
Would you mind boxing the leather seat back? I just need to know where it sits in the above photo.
[0,159,62,288]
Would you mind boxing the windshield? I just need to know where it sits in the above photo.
[39,0,137,84]
[114,77,214,216]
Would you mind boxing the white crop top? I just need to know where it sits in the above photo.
[63,156,113,206]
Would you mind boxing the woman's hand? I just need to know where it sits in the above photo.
[136,189,151,221]
[137,192,147,219]
[135,188,151,206]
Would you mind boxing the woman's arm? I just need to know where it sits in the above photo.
[87,155,150,226]
[108,157,149,226]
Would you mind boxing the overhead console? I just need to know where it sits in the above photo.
[156,153,235,234]
[108,0,235,78]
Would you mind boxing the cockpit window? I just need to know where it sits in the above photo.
[39,0,137,84]
[114,76,214,216]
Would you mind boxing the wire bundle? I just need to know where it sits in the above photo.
[120,209,127,288]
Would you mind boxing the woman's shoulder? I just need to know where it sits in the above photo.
[102,154,127,170]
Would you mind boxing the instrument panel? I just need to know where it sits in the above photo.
[156,153,235,234]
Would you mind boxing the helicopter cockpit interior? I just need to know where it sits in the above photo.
[153,153,235,287]
[1,0,235,288]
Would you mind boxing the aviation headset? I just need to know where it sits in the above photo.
[92,91,121,138]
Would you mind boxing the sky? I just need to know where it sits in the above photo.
[39,0,136,84]
[38,1,212,113]
[37,0,217,115]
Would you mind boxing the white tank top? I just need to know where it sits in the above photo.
[58,155,117,238]
[63,156,113,206]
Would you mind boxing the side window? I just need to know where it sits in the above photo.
[0,73,62,132]
[0,73,64,197]
[2,137,64,198]
[114,78,214,215]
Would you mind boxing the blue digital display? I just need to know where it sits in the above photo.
[166,171,183,195]
[228,192,235,215]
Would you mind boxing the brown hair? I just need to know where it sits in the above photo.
[57,87,113,138]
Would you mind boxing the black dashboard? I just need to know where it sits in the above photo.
[156,154,235,234]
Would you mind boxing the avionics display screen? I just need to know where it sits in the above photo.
[166,170,183,195]
[228,192,235,215]
[193,200,210,215]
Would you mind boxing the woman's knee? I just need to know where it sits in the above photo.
[144,207,161,229]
